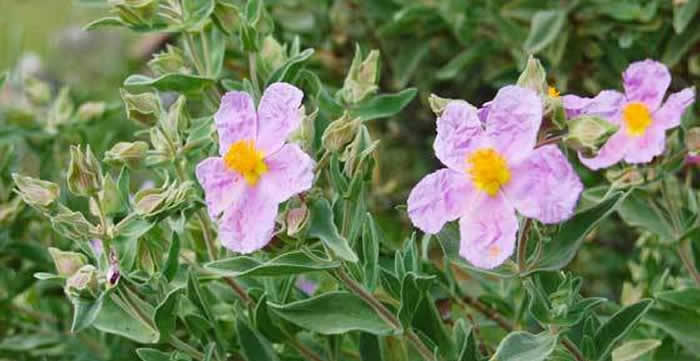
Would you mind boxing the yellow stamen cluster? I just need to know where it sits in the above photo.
[224,140,268,185]
[467,148,511,196]
[548,86,560,98]
[623,102,653,137]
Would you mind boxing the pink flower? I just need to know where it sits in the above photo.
[196,83,314,253]
[563,60,695,170]
[407,86,582,269]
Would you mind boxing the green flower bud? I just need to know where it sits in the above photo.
[100,174,125,216]
[286,203,309,236]
[148,45,189,76]
[12,173,60,208]
[109,0,160,26]
[341,46,380,104]
[65,265,99,298]
[76,102,106,122]
[686,127,700,155]
[67,145,103,197]
[564,116,619,157]
[120,88,161,127]
[516,55,547,96]
[428,94,456,116]
[104,141,149,168]
[51,204,97,241]
[147,126,174,166]
[341,125,379,177]
[23,76,51,105]
[212,0,242,36]
[322,111,360,153]
[260,35,286,71]
[47,86,74,133]
[606,167,644,188]
[160,95,189,147]
[133,180,193,217]
[48,247,87,277]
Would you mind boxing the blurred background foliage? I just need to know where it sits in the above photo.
[0,0,698,360]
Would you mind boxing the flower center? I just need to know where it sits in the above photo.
[548,86,560,98]
[224,140,268,185]
[467,148,511,196]
[623,102,652,137]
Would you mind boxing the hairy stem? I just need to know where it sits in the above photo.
[678,238,700,286]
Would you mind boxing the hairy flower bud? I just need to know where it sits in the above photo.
[109,0,160,26]
[51,204,97,241]
[261,36,286,71]
[47,86,74,133]
[65,265,98,298]
[133,180,193,217]
[104,141,149,168]
[286,203,309,236]
[428,94,455,116]
[341,46,380,104]
[67,145,103,197]
[76,102,106,122]
[148,45,188,75]
[212,0,242,35]
[120,88,161,127]
[686,127,700,155]
[606,167,644,188]
[564,116,619,157]
[517,55,547,96]
[322,111,360,153]
[160,95,189,147]
[48,247,88,277]
[12,173,60,208]
[100,174,125,216]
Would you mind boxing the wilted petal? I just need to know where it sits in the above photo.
[459,195,518,269]
[562,90,626,121]
[195,157,245,218]
[505,145,582,224]
[219,186,278,253]
[578,130,632,170]
[261,144,314,203]
[623,60,671,111]
[624,125,666,164]
[434,101,484,172]
[256,82,304,154]
[654,87,695,129]
[485,85,542,162]
[215,92,257,155]
[407,168,475,234]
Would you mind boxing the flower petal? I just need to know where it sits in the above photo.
[256,82,304,154]
[261,144,314,203]
[485,85,542,162]
[407,168,475,234]
[505,145,582,224]
[562,90,626,122]
[578,130,633,170]
[434,100,484,172]
[654,87,695,129]
[624,125,666,164]
[215,92,257,155]
[623,59,671,111]
[458,195,517,269]
[218,186,278,253]
[195,157,245,218]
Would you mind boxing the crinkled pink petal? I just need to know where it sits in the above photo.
[654,87,695,129]
[195,157,245,218]
[256,82,304,154]
[623,59,670,111]
[458,195,517,269]
[407,168,476,234]
[215,92,257,155]
[624,125,666,164]
[434,100,484,172]
[578,130,633,170]
[505,145,582,224]
[261,144,314,203]
[562,90,626,122]
[484,85,542,163]
[218,186,278,253]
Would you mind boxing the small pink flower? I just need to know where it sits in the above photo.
[563,59,695,170]
[407,86,582,269]
[196,83,314,253]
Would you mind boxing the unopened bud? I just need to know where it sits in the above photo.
[686,127,700,155]
[67,145,102,197]
[564,116,618,157]
[261,36,286,71]
[100,174,125,216]
[212,0,242,35]
[120,88,161,127]
[12,173,60,208]
[104,141,148,168]
[147,127,174,165]
[76,102,106,122]
[133,180,193,217]
[517,55,547,96]
[109,0,159,26]
[148,45,188,75]
[286,203,309,236]
[606,167,644,188]
[322,112,360,152]
[47,86,74,132]
[65,265,98,297]
[48,247,87,277]
[51,205,96,241]
[341,46,380,104]
[428,94,455,116]
[24,76,51,105]
[161,95,189,145]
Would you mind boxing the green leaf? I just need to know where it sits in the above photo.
[0,334,59,351]
[71,293,105,333]
[673,0,700,34]
[163,233,181,282]
[349,88,417,122]
[361,214,381,291]
[436,44,489,80]
[525,191,627,274]
[136,348,171,361]
[124,74,215,94]
[0,72,7,88]
[593,299,654,361]
[656,288,700,314]
[524,10,567,54]
[663,21,700,67]
[616,190,675,241]
[360,333,384,361]
[205,250,340,277]
[266,48,314,85]
[454,320,479,361]
[307,199,358,262]
[254,294,287,343]
[645,308,700,354]
[93,296,159,343]
[268,291,395,335]
[611,339,662,361]
[154,287,183,342]
[489,331,558,361]
[236,318,281,361]
[83,17,125,31]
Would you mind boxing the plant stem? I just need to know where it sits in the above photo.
[248,52,260,94]
[516,219,532,273]
[335,269,437,361]
[287,336,324,361]
[459,295,514,332]
[561,337,586,361]
[678,238,700,286]
[170,335,204,361]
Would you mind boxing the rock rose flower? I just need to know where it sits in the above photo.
[407,86,582,269]
[196,83,314,253]
[563,59,695,170]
